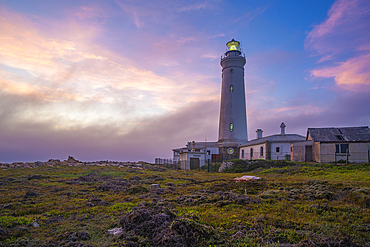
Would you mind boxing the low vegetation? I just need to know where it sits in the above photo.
[1,161,370,246]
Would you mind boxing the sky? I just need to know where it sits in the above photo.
[0,0,369,163]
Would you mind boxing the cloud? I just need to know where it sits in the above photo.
[177,2,210,12]
[311,53,370,91]
[305,0,370,59]
[0,5,224,162]
[246,90,370,139]
[232,5,270,26]
[0,7,219,128]
[305,0,370,91]
[72,5,109,20]
[0,93,219,162]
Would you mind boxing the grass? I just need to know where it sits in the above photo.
[0,161,370,246]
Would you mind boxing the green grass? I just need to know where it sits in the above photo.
[0,162,370,246]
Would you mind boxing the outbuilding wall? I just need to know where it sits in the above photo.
[316,142,369,163]
[239,143,267,160]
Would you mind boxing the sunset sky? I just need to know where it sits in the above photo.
[1,0,369,163]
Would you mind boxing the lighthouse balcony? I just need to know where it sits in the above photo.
[221,51,245,60]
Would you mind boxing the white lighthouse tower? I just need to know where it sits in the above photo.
[218,39,248,159]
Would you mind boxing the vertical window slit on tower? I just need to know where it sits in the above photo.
[230,123,234,132]
[230,85,233,93]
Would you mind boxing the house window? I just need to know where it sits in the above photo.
[241,149,244,158]
[230,123,234,132]
[260,146,263,157]
[276,147,280,153]
[207,150,211,155]
[336,144,349,154]
[250,148,253,158]
[230,85,233,93]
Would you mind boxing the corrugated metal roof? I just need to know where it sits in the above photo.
[239,134,305,147]
[307,126,370,142]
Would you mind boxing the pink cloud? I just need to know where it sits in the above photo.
[305,0,370,92]
[311,53,370,91]
[305,0,370,59]
[72,5,109,20]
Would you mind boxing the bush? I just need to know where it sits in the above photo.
[221,159,293,173]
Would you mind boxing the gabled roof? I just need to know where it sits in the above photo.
[239,134,305,147]
[307,126,370,142]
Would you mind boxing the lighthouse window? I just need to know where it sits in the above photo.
[230,69,234,73]
[230,85,233,93]
[230,123,234,132]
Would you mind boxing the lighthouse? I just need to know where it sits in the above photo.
[218,39,248,159]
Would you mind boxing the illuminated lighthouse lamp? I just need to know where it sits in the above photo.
[226,39,241,52]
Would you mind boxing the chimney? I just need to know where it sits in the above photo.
[280,122,286,135]
[191,141,195,152]
[256,129,263,139]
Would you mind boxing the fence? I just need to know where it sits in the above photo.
[155,151,370,171]
[154,158,223,171]
[241,151,370,164]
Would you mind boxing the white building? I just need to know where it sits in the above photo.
[172,141,219,169]
[239,123,305,160]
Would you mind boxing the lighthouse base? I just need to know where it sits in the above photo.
[218,140,239,161]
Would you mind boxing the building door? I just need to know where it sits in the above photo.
[305,146,312,161]
[190,158,200,170]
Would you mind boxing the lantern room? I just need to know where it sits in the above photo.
[226,39,241,52]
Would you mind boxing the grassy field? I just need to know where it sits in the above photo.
[0,161,370,246]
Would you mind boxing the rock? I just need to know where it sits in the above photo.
[2,203,13,209]
[27,174,47,180]
[231,230,246,239]
[218,161,234,172]
[229,176,261,182]
[33,222,39,227]
[24,191,38,198]
[0,226,8,240]
[108,227,123,236]
[151,184,161,190]
[67,156,79,163]
[129,176,141,181]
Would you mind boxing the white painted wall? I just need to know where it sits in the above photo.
[270,143,291,160]
[239,143,267,160]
